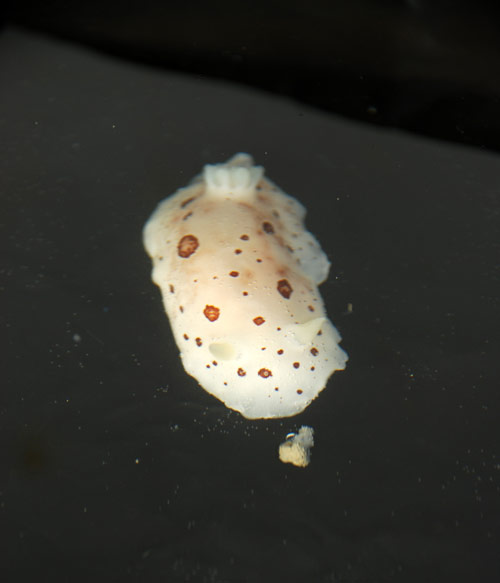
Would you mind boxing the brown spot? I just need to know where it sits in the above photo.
[256,258,262,263]
[178,234,199,258]
[277,349,284,355]
[223,382,228,386]
[212,361,218,366]
[276,327,281,331]
[310,347,319,356]
[195,337,202,347]
[206,364,210,368]
[253,316,265,326]
[272,210,280,218]
[237,368,246,377]
[242,291,248,296]
[286,245,294,253]
[182,211,193,221]
[258,368,272,378]
[277,279,293,299]
[179,306,184,313]
[261,347,266,350]
[229,271,239,277]
[183,333,189,340]
[169,284,175,293]
[262,221,274,234]
[203,305,220,322]
[296,389,303,395]
[308,305,315,312]
[274,387,279,391]
[293,362,300,369]
[310,366,315,371]
[234,249,242,254]
[240,234,249,241]
[317,330,322,336]
[180,197,196,208]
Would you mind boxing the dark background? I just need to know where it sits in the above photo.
[1,2,499,582]
[4,0,500,152]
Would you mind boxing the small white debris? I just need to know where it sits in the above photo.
[279,425,314,467]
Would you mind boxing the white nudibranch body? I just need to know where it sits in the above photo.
[143,153,348,419]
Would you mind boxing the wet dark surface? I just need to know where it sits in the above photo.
[1,29,499,582]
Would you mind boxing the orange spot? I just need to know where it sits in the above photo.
[293,362,300,369]
[195,337,202,347]
[277,349,284,355]
[296,389,303,395]
[258,368,272,378]
[180,197,195,208]
[203,305,220,322]
[229,271,239,277]
[253,316,265,326]
[240,234,249,241]
[237,368,246,377]
[183,333,189,340]
[277,279,293,299]
[177,234,199,258]
[234,249,242,254]
[169,284,175,293]
[308,305,315,312]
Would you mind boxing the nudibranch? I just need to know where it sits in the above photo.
[143,153,348,419]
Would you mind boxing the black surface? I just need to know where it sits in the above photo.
[1,29,499,582]
[4,0,500,152]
